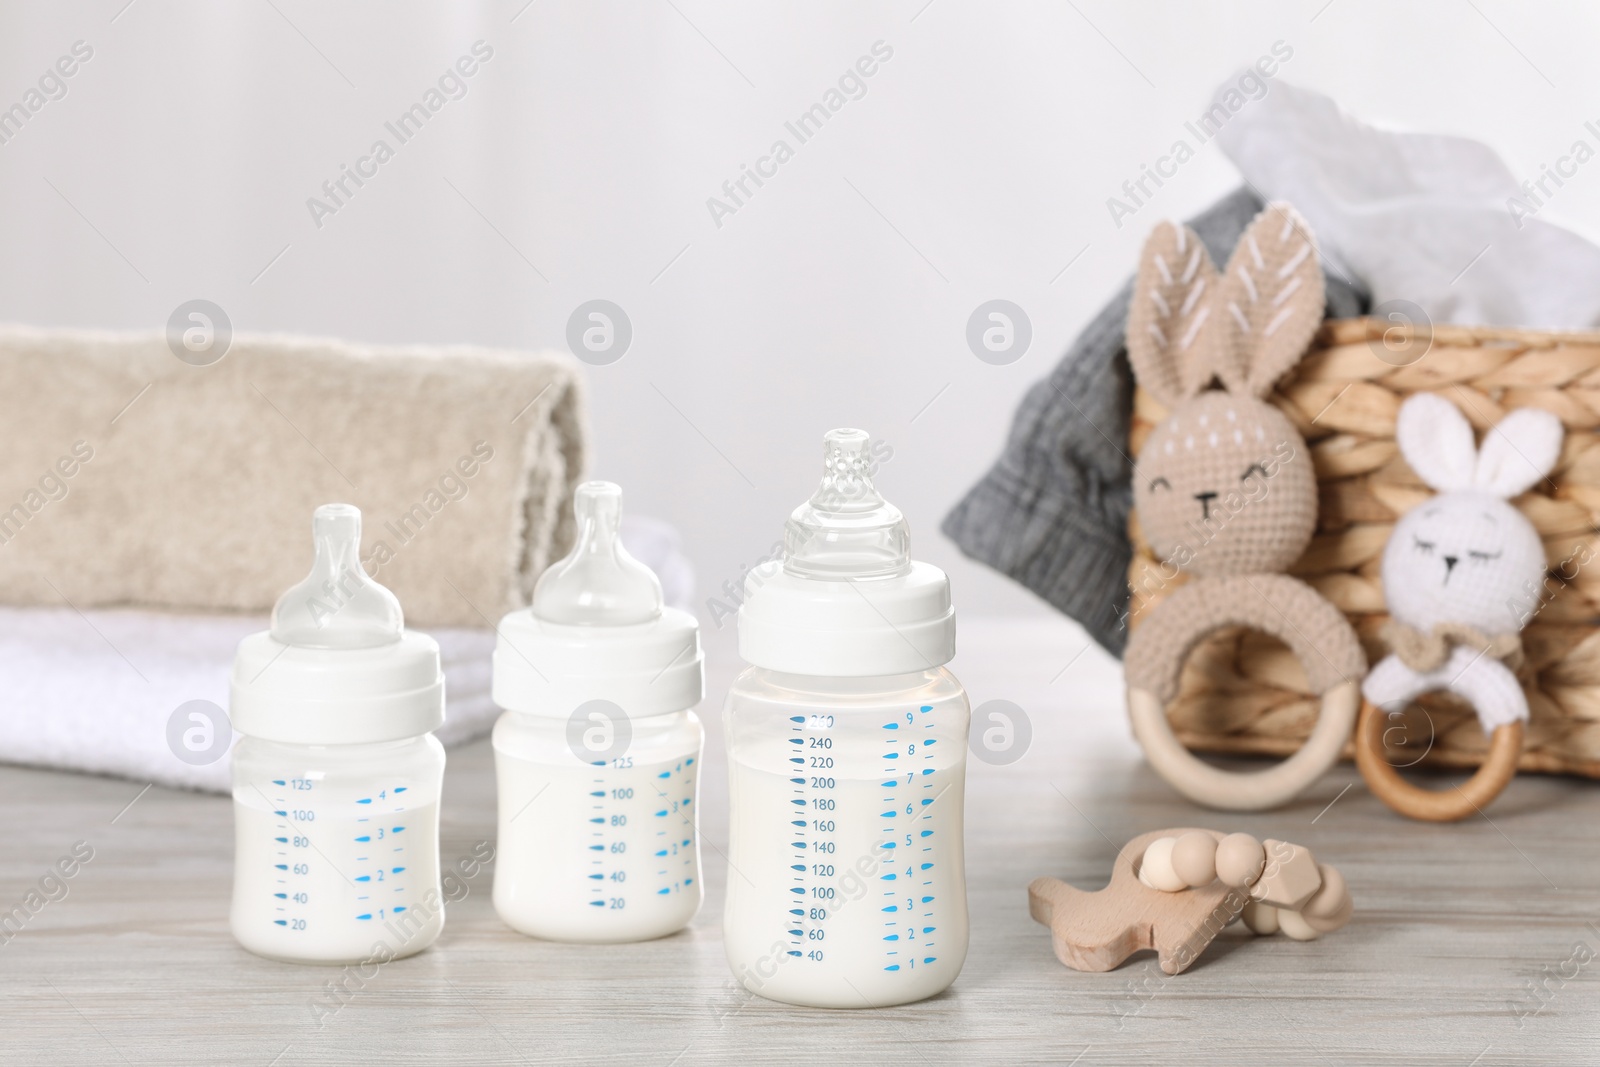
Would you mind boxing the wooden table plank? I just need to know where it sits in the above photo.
[1,618,1596,1065]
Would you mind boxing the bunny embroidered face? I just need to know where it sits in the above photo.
[1127,204,1325,578]
[1135,392,1315,575]
[1382,393,1562,636]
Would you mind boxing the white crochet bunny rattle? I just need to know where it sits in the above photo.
[1357,392,1562,820]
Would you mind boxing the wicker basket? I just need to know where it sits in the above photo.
[1127,317,1600,778]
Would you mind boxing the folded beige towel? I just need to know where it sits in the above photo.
[0,324,586,627]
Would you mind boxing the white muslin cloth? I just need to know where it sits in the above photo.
[0,520,694,793]
[1216,77,1600,329]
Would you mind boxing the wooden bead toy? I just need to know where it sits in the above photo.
[1249,839,1322,911]
[1029,827,1352,975]
[1170,831,1217,887]
[1215,832,1265,888]
[1302,863,1347,920]
[1137,836,1187,892]
[1240,900,1279,935]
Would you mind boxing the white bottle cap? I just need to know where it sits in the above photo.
[492,482,704,718]
[738,428,956,676]
[230,504,444,745]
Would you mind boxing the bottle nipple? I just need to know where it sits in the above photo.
[532,481,662,625]
[270,503,403,649]
[784,428,910,580]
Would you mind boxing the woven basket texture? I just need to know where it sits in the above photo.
[1128,317,1600,777]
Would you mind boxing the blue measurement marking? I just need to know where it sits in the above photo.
[882,712,904,971]
[394,787,406,793]
[789,717,811,959]
[357,798,371,805]
[355,835,370,842]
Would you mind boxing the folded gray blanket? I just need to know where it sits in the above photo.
[942,188,1368,656]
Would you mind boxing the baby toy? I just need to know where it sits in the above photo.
[1357,392,1561,820]
[1123,203,1366,809]
[1029,828,1352,975]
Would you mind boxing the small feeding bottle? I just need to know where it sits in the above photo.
[491,481,704,942]
[724,428,971,1008]
[229,504,446,964]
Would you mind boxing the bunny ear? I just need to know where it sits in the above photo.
[1125,220,1219,408]
[1396,392,1479,491]
[1477,407,1563,498]
[1214,202,1325,398]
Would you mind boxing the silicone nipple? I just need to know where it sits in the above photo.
[270,503,403,649]
[784,428,910,580]
[533,481,662,625]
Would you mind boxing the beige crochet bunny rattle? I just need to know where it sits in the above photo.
[1123,202,1366,810]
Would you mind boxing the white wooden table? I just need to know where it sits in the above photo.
[2,617,1596,1065]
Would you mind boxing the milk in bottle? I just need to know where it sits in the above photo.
[723,429,970,1008]
[229,504,447,965]
[492,481,705,942]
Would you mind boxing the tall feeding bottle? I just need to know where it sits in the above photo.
[492,481,704,942]
[229,504,447,964]
[724,429,970,1008]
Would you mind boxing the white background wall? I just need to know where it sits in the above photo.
[1,0,1597,647]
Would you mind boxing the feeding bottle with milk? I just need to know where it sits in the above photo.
[723,428,971,1008]
[492,481,704,942]
[229,503,447,964]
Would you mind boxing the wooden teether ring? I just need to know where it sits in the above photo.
[1125,575,1366,811]
[1129,683,1358,811]
[1355,699,1522,822]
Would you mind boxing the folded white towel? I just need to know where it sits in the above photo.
[0,606,495,794]
[0,520,694,793]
